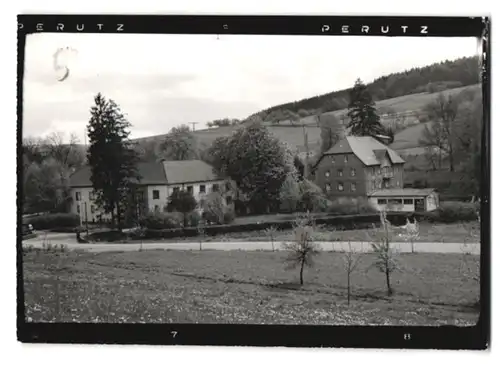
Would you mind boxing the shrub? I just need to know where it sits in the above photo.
[26,213,80,230]
[187,211,202,227]
[223,207,236,224]
[202,192,225,224]
[327,197,376,215]
[139,212,183,230]
[424,201,479,223]
[299,180,328,212]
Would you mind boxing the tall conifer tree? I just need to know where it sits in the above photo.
[86,93,140,230]
[347,78,385,139]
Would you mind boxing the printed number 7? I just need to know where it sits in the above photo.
[171,331,178,338]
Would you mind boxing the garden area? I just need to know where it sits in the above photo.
[23,247,480,325]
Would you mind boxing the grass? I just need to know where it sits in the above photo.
[23,249,479,325]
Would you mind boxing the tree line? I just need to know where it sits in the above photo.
[247,56,479,122]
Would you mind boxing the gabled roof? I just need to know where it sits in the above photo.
[162,160,221,184]
[368,188,436,198]
[320,136,405,167]
[69,162,168,188]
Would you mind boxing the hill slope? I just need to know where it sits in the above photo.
[135,83,481,154]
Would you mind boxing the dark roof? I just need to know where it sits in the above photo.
[368,188,437,198]
[315,136,405,169]
[69,162,168,187]
[162,160,220,184]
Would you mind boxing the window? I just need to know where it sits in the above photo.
[377,167,381,174]
[351,183,356,192]
[372,167,375,175]
[403,199,413,205]
[76,205,80,213]
[153,190,160,199]
[187,186,193,194]
[90,205,95,214]
[89,191,94,200]
[154,205,160,213]
[331,156,336,164]
[344,155,348,163]
[396,180,400,187]
[350,168,356,177]
[173,187,180,194]
[383,180,390,189]
[226,196,233,205]
[378,181,382,189]
[199,185,206,193]
[325,170,330,178]
[325,183,331,191]
[337,169,343,177]
[388,199,402,205]
[212,184,219,192]
[337,182,344,191]
[377,199,387,205]
[225,182,231,191]
[75,192,81,201]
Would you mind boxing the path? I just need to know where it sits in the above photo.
[22,232,480,254]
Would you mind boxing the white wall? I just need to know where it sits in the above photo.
[70,187,111,223]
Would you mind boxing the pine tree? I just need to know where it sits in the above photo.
[347,78,385,139]
[86,93,141,231]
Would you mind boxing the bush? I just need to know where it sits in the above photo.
[25,213,80,230]
[327,197,377,215]
[421,201,479,223]
[223,207,236,224]
[139,212,183,230]
[187,211,202,227]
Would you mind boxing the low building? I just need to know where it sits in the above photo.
[69,160,233,223]
[367,188,439,212]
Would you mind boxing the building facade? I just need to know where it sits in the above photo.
[311,136,405,199]
[69,160,233,223]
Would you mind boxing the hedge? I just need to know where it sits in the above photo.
[25,213,80,230]
[139,213,412,240]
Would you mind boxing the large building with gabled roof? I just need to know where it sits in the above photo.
[69,160,233,223]
[311,136,439,212]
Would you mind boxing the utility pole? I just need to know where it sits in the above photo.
[190,122,199,131]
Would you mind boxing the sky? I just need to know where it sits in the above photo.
[22,33,479,143]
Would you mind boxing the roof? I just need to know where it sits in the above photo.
[322,136,405,166]
[368,188,437,198]
[162,160,220,184]
[69,162,168,187]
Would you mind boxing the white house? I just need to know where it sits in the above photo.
[367,188,439,213]
[69,160,233,223]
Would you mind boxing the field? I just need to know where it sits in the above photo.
[134,84,481,152]
[23,249,479,325]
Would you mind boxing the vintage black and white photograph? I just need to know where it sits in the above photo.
[20,27,485,332]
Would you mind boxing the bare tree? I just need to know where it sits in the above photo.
[342,241,362,305]
[264,225,279,252]
[400,217,420,253]
[421,93,460,172]
[282,213,319,285]
[370,211,401,296]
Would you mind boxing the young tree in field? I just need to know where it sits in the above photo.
[167,189,197,227]
[264,225,279,251]
[342,241,362,306]
[159,124,198,161]
[347,78,385,139]
[400,217,420,253]
[282,215,319,285]
[319,114,344,153]
[370,210,401,296]
[87,93,141,231]
[207,123,291,213]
